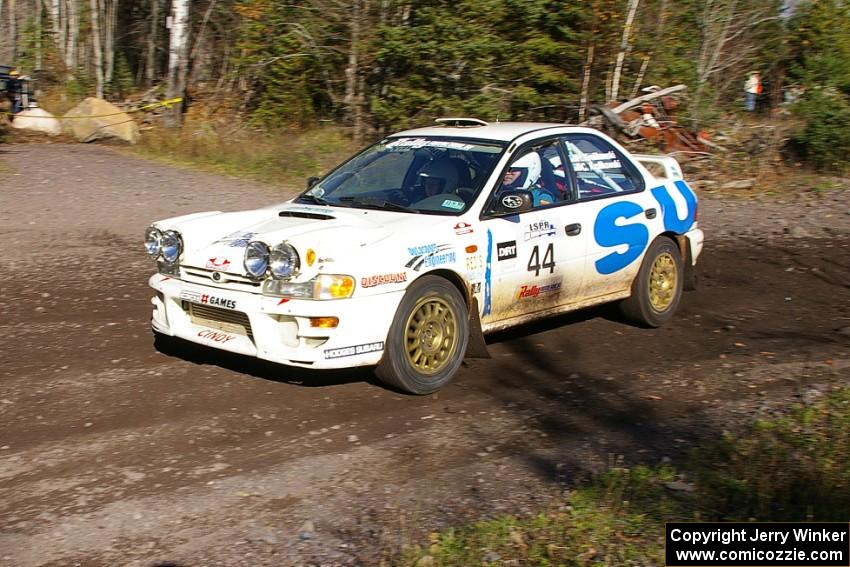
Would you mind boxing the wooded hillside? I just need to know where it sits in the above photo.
[1,0,849,165]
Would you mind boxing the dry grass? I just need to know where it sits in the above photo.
[131,121,359,190]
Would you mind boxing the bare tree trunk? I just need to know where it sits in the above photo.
[49,0,65,64]
[610,0,640,102]
[165,0,190,127]
[188,0,216,84]
[578,45,594,122]
[36,0,42,69]
[693,0,735,125]
[344,0,362,142]
[89,0,104,97]
[8,0,16,62]
[630,55,650,98]
[630,0,667,99]
[104,0,116,85]
[65,0,79,74]
[0,1,4,63]
[145,0,158,85]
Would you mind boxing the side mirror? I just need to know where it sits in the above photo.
[493,190,533,215]
[306,176,320,189]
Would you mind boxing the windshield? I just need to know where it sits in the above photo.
[296,137,505,214]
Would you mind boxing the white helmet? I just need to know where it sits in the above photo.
[507,152,541,189]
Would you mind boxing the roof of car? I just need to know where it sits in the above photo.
[391,121,574,143]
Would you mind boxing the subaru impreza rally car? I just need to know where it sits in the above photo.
[146,118,704,394]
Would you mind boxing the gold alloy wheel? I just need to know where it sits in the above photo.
[648,252,678,312]
[404,296,458,376]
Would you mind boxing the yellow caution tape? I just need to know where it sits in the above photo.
[2,97,183,119]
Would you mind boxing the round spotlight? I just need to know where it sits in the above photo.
[270,242,300,279]
[160,230,182,264]
[144,226,162,258]
[244,241,270,279]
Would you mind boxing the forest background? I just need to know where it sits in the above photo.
[1,0,849,174]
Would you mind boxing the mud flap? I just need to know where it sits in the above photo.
[465,298,491,359]
[675,234,698,291]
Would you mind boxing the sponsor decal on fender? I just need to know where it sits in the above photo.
[517,281,562,299]
[361,272,408,288]
[497,240,517,261]
[454,222,474,235]
[466,255,484,272]
[206,257,231,270]
[324,341,384,359]
[197,329,236,343]
[406,243,456,272]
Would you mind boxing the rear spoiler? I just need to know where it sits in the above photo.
[633,154,684,182]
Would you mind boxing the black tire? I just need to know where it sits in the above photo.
[619,236,683,327]
[376,275,469,395]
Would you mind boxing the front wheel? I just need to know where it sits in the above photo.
[619,236,683,327]
[376,275,469,395]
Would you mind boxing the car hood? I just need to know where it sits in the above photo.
[155,201,450,278]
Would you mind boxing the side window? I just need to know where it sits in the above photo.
[561,134,643,199]
[490,140,572,213]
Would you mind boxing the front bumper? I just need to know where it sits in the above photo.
[148,274,402,369]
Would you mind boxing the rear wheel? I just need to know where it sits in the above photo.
[620,236,683,327]
[376,275,468,395]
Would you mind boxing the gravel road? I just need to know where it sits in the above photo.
[1,143,848,567]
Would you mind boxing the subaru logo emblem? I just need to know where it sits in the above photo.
[502,194,523,209]
[211,272,222,282]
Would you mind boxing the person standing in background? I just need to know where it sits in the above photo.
[744,71,762,112]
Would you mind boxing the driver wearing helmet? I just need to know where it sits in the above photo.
[413,158,459,201]
[501,152,556,207]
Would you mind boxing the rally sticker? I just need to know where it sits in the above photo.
[324,342,384,359]
[454,222,473,235]
[361,272,408,288]
[524,220,557,241]
[180,290,237,310]
[497,240,517,261]
[406,243,456,272]
[517,281,562,299]
[197,329,237,343]
[441,199,465,210]
[215,231,256,248]
[206,257,231,270]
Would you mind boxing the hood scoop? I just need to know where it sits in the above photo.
[278,211,336,221]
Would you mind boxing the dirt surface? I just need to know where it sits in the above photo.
[1,143,849,567]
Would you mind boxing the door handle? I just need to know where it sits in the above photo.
[564,223,582,236]
[645,208,657,219]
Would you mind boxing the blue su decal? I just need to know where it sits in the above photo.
[593,201,649,275]
[651,181,697,233]
[592,181,698,275]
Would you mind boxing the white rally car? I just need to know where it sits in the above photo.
[146,119,703,394]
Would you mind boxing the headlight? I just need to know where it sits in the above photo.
[270,242,300,279]
[244,241,270,279]
[160,230,182,264]
[262,274,355,300]
[144,226,162,258]
[314,274,355,299]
